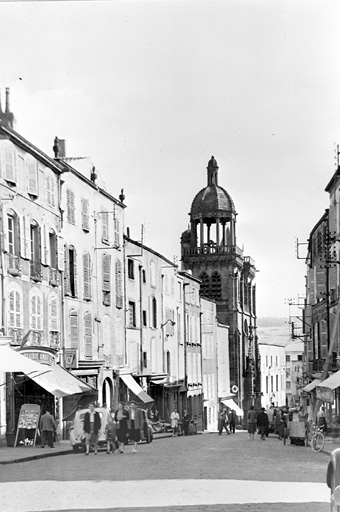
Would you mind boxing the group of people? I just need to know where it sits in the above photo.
[84,401,144,455]
[247,406,270,440]
[218,408,237,435]
[170,408,191,436]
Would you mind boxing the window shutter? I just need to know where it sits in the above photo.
[41,224,47,265]
[46,176,51,205]
[102,254,111,292]
[81,198,90,231]
[115,260,123,308]
[31,295,36,330]
[37,296,42,330]
[84,313,92,359]
[27,158,38,196]
[51,176,56,207]
[67,190,75,225]
[24,216,31,260]
[70,311,79,349]
[50,297,58,332]
[83,252,91,300]
[57,236,65,271]
[114,218,120,246]
[2,205,9,253]
[64,246,71,295]
[102,210,108,241]
[4,143,15,183]
[9,291,15,327]
[73,248,78,297]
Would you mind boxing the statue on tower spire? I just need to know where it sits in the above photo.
[207,155,219,186]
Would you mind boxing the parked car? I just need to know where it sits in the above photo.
[326,447,340,511]
[69,407,110,453]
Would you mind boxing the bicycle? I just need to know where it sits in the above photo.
[310,424,325,453]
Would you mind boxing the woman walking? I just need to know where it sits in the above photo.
[127,401,143,453]
[247,405,257,440]
[115,402,129,453]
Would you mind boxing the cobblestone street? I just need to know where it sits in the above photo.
[0,432,331,511]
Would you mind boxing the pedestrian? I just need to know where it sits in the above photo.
[40,407,56,448]
[170,408,180,436]
[247,405,257,440]
[115,402,129,454]
[317,406,327,434]
[257,407,269,440]
[127,401,143,453]
[182,409,191,436]
[105,415,117,454]
[228,409,236,434]
[276,409,284,440]
[83,403,101,455]
[219,408,229,435]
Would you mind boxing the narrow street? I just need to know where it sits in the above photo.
[0,432,330,511]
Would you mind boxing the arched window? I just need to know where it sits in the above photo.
[84,312,93,359]
[49,294,59,333]
[199,272,210,298]
[210,271,222,300]
[83,252,92,301]
[6,209,20,256]
[115,259,123,308]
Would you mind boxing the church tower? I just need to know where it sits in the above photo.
[181,156,261,414]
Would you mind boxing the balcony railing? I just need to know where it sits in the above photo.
[49,268,60,287]
[8,254,21,276]
[183,244,243,257]
[30,261,42,281]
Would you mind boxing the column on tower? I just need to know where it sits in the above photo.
[216,218,220,247]
[200,219,204,248]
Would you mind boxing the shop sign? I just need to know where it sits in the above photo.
[64,349,78,369]
[21,350,55,365]
[316,386,334,404]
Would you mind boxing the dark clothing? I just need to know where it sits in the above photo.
[182,413,191,435]
[41,430,54,448]
[84,411,101,435]
[257,411,269,440]
[129,419,141,442]
[40,412,56,448]
[115,409,129,443]
[228,411,236,434]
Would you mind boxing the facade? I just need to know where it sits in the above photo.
[181,156,261,415]
[285,342,304,407]
[201,297,230,431]
[258,342,286,410]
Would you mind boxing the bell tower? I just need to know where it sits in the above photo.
[181,157,261,416]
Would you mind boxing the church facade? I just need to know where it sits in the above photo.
[181,157,261,415]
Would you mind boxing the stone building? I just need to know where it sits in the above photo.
[258,341,286,410]
[181,156,261,414]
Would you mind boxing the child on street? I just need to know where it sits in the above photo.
[105,415,117,454]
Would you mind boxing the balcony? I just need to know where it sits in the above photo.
[8,254,21,277]
[50,332,60,349]
[183,244,243,257]
[30,261,42,282]
[49,268,60,287]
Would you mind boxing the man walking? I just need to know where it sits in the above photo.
[219,408,229,435]
[257,407,269,440]
[182,410,191,436]
[170,408,180,436]
[84,403,101,455]
[228,409,236,434]
[40,407,56,448]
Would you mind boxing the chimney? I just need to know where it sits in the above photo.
[119,188,125,203]
[90,166,97,184]
[127,227,130,238]
[0,88,15,129]
[53,137,60,158]
[58,139,66,158]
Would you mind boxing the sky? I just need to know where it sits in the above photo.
[0,0,340,319]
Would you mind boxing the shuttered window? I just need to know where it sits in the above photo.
[115,259,123,308]
[102,254,111,306]
[66,189,75,225]
[9,290,21,328]
[114,218,120,246]
[81,198,90,232]
[4,142,15,183]
[49,296,58,332]
[65,245,78,298]
[84,312,93,359]
[46,175,56,207]
[102,209,109,242]
[70,310,79,349]
[31,294,42,331]
[27,157,38,196]
[83,252,91,301]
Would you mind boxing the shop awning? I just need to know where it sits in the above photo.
[0,345,51,376]
[120,373,154,404]
[316,371,340,390]
[29,364,95,398]
[221,398,244,417]
[302,379,321,392]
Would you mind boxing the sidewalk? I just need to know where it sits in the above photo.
[0,431,173,466]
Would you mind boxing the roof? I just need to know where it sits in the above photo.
[191,185,235,218]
